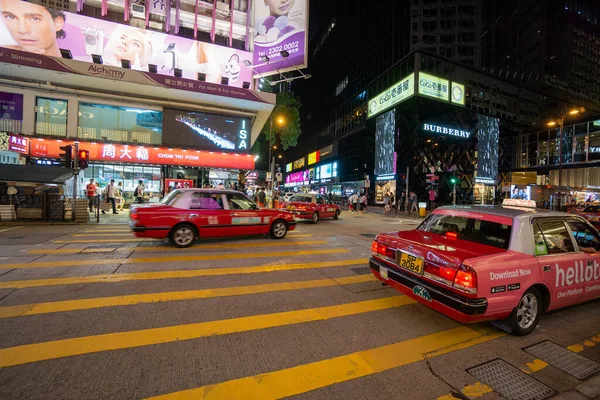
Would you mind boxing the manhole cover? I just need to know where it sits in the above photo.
[360,233,377,238]
[467,359,555,400]
[350,267,372,275]
[523,341,600,380]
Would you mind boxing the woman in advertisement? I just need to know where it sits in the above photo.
[0,0,65,57]
[254,0,305,43]
[102,26,153,69]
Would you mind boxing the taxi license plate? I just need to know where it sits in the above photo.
[397,252,423,275]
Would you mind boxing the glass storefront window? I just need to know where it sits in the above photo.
[589,131,600,161]
[35,97,68,137]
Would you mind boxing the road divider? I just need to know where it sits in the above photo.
[28,240,329,255]
[0,258,369,289]
[0,296,414,368]
[147,326,504,400]
[0,249,348,269]
[0,274,378,318]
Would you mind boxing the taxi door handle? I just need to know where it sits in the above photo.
[189,214,198,218]
[542,265,551,272]
[231,213,240,216]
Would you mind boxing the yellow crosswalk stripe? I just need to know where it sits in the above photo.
[0,248,347,269]
[72,233,134,237]
[0,296,414,368]
[147,326,505,400]
[0,275,377,318]
[0,258,369,289]
[28,240,328,254]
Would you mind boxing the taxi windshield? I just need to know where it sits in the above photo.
[160,190,182,205]
[418,213,512,249]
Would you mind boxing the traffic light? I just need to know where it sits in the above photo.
[59,145,73,169]
[77,149,90,170]
[450,177,457,185]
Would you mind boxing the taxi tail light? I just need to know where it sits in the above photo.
[372,241,395,260]
[130,212,139,220]
[424,262,457,286]
[453,264,477,294]
[445,231,458,239]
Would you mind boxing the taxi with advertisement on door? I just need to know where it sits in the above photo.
[277,192,341,223]
[129,189,296,247]
[569,204,600,229]
[369,199,600,335]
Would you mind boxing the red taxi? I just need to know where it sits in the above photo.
[130,189,296,247]
[370,199,600,335]
[570,204,600,229]
[277,193,341,223]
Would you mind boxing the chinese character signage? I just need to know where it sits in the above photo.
[368,73,415,119]
[78,103,163,144]
[0,1,253,88]
[26,139,254,169]
[8,133,28,154]
[0,92,23,133]
[162,109,251,153]
[293,157,305,170]
[319,144,334,159]
[418,73,449,101]
[252,0,308,77]
[35,97,68,136]
[285,170,308,184]
[307,151,320,165]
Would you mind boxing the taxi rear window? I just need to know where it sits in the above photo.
[289,195,312,203]
[418,214,512,249]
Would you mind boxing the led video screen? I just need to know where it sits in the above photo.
[374,109,396,177]
[476,114,499,184]
[162,108,250,152]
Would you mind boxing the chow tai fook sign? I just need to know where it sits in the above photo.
[422,123,472,139]
[27,139,254,169]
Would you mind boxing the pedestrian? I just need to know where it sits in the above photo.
[134,180,145,204]
[359,193,367,213]
[328,192,333,202]
[352,192,359,213]
[383,193,390,215]
[256,187,267,208]
[104,179,119,214]
[86,178,97,213]
[116,182,124,211]
[390,192,395,212]
[410,192,418,213]
[400,190,406,212]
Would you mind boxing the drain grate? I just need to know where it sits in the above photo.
[350,267,373,275]
[523,341,600,380]
[467,359,555,400]
[359,233,377,238]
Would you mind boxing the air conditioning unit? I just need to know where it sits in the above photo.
[131,3,145,19]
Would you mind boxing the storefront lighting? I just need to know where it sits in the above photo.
[197,72,206,81]
[221,77,229,85]
[235,154,240,156]
[121,59,131,69]
[209,151,214,154]
[60,49,72,59]
[37,138,44,141]
[56,140,62,142]
[92,54,103,64]
[547,121,557,126]
[148,64,157,73]
[174,68,182,78]
[280,50,290,58]
[168,148,173,151]
[242,81,250,89]
[260,55,270,62]
[153,147,159,150]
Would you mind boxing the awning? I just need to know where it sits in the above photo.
[0,165,73,184]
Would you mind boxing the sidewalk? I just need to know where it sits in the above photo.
[346,204,428,220]
[0,208,131,226]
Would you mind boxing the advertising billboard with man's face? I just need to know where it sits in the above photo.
[0,0,253,88]
[253,0,308,77]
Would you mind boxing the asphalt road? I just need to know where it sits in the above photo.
[0,211,599,400]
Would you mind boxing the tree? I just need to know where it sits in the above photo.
[252,92,302,156]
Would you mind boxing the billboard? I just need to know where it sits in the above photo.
[162,108,251,152]
[0,1,253,88]
[35,97,68,136]
[475,114,499,185]
[418,73,449,101]
[253,0,308,76]
[0,91,23,132]
[368,73,415,119]
[78,103,163,144]
[308,151,320,165]
[374,109,396,178]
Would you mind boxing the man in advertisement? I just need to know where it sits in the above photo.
[0,0,65,57]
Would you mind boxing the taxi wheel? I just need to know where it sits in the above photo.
[333,210,340,220]
[510,287,542,336]
[170,224,197,248]
[270,220,288,239]
[311,212,319,224]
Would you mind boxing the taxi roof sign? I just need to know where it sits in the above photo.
[502,198,537,208]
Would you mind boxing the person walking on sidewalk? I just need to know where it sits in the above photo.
[103,179,119,214]
[383,193,390,215]
[134,180,145,204]
[410,191,418,213]
[116,182,124,211]
[256,187,266,208]
[86,178,97,213]
[359,193,367,213]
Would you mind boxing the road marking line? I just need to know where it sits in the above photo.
[84,229,131,232]
[0,258,369,289]
[72,233,134,237]
[147,326,504,400]
[28,240,329,254]
[0,296,413,368]
[0,226,23,233]
[0,275,377,319]
[53,239,144,243]
[0,249,348,269]
[438,331,600,399]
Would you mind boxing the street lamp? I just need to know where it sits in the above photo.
[269,115,285,191]
[546,107,584,210]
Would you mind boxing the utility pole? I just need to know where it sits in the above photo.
[405,167,410,216]
[72,142,79,221]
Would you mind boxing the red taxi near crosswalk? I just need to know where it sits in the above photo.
[277,193,341,223]
[130,189,296,247]
[370,199,600,335]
